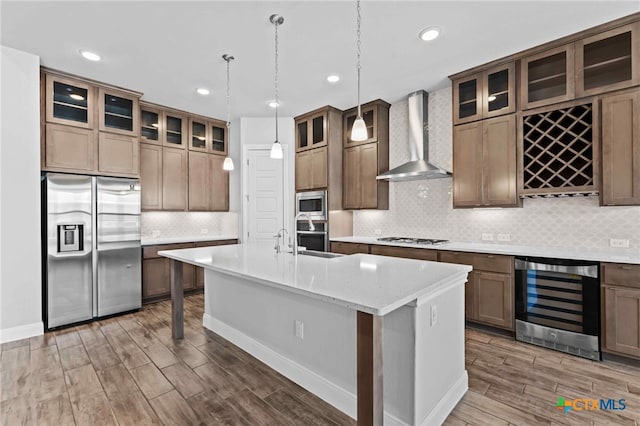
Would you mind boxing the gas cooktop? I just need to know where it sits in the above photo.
[377,237,449,246]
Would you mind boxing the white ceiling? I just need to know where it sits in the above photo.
[2,1,639,120]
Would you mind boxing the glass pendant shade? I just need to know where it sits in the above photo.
[270,141,283,159]
[351,116,368,141]
[223,157,234,170]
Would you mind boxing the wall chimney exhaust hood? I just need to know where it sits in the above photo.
[377,90,451,181]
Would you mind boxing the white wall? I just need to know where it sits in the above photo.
[239,117,294,240]
[0,46,43,343]
[354,86,640,250]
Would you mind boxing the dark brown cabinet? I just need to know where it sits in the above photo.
[296,110,328,152]
[343,100,390,148]
[438,251,514,330]
[330,242,370,255]
[602,263,640,359]
[142,243,195,302]
[343,143,389,210]
[369,245,438,261]
[42,69,141,177]
[601,89,640,206]
[295,146,328,191]
[520,44,575,110]
[576,22,640,97]
[142,239,238,303]
[453,114,519,208]
[452,62,516,125]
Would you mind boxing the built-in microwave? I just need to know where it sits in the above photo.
[295,190,327,220]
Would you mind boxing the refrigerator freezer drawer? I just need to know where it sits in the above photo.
[97,241,142,316]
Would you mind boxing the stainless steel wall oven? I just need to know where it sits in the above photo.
[515,256,600,360]
[296,221,328,252]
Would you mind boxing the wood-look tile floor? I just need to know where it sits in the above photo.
[0,293,638,425]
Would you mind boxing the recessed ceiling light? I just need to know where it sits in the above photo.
[418,26,441,41]
[326,74,340,83]
[79,50,101,61]
[69,94,85,101]
[196,88,210,96]
[268,101,279,108]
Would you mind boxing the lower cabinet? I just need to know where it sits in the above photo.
[330,241,370,255]
[602,263,640,359]
[369,245,438,261]
[142,242,195,303]
[438,251,514,330]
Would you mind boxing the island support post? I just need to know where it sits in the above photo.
[170,259,184,339]
[357,311,383,426]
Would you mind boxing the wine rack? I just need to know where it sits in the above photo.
[520,102,599,196]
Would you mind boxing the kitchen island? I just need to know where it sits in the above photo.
[159,243,471,426]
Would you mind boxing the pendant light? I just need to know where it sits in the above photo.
[270,14,284,159]
[222,54,235,171]
[350,0,368,142]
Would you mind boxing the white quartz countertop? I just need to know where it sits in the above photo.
[159,243,471,316]
[141,235,238,246]
[330,236,640,265]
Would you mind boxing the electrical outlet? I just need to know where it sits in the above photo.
[430,305,437,326]
[294,320,304,339]
[497,234,511,242]
[374,229,382,235]
[481,233,494,241]
[152,230,161,238]
[200,228,209,235]
[610,238,630,248]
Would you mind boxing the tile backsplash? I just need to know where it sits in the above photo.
[141,212,238,239]
[353,86,640,250]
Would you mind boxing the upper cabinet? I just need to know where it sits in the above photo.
[42,69,141,178]
[296,110,328,152]
[342,100,390,210]
[164,112,187,148]
[189,117,227,155]
[453,62,516,125]
[343,100,390,147]
[45,74,95,129]
[600,88,640,206]
[520,44,575,110]
[576,22,640,97]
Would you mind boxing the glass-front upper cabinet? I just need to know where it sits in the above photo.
[98,88,139,136]
[295,110,327,152]
[576,22,640,97]
[164,113,187,148]
[210,121,227,155]
[453,75,482,125]
[45,74,95,129]
[343,106,376,146]
[452,62,515,124]
[520,44,575,110]
[482,63,516,118]
[189,118,208,151]
[140,105,161,144]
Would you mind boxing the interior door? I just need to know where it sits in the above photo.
[96,177,141,316]
[246,148,285,243]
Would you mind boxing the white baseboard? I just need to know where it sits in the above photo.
[420,371,468,426]
[0,321,43,344]
[204,314,460,426]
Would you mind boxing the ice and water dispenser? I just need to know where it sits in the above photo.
[57,224,83,252]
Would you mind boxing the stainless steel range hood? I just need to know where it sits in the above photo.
[377,90,451,181]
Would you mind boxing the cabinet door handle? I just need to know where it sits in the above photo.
[621,266,633,270]
[486,255,495,259]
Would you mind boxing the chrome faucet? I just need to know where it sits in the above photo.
[274,228,289,254]
[293,213,315,255]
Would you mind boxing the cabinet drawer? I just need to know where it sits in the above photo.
[438,251,475,267]
[370,245,437,261]
[474,254,513,274]
[330,242,370,255]
[143,242,194,259]
[602,263,640,289]
[195,239,237,248]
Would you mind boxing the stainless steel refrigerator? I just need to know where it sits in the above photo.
[43,173,141,329]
